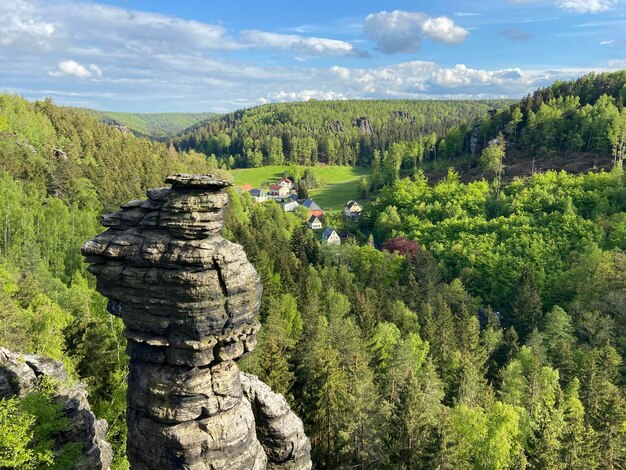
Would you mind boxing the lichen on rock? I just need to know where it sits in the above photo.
[82,174,311,469]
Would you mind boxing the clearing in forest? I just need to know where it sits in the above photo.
[231,165,369,211]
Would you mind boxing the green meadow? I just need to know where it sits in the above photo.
[231,165,369,211]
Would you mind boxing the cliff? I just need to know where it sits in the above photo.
[81,174,311,469]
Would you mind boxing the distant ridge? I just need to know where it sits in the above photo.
[87,110,219,139]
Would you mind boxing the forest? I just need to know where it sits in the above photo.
[0,72,625,469]
[173,99,512,168]
[174,72,626,181]
[87,111,217,139]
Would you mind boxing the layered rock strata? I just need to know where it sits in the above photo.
[82,174,311,469]
[0,348,113,470]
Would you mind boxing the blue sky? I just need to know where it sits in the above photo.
[1,0,625,112]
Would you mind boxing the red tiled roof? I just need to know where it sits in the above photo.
[237,184,253,191]
[269,184,283,190]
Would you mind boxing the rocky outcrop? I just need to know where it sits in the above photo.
[82,174,311,469]
[329,120,345,133]
[54,148,68,161]
[0,348,113,470]
[392,110,411,121]
[241,373,311,470]
[470,119,483,156]
[356,116,373,135]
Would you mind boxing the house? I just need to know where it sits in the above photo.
[282,201,299,212]
[344,200,362,218]
[268,184,291,198]
[249,188,268,203]
[285,193,298,203]
[278,178,293,189]
[322,228,341,245]
[302,198,324,218]
[307,215,323,230]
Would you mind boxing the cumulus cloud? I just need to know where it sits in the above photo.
[49,60,98,78]
[422,17,469,44]
[431,65,524,87]
[498,29,532,41]
[363,10,469,54]
[324,62,598,100]
[510,0,617,13]
[240,30,365,58]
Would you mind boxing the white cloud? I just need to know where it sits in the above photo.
[240,30,364,58]
[265,89,348,102]
[89,64,102,78]
[600,39,616,45]
[0,0,617,111]
[0,0,359,60]
[0,0,55,47]
[324,62,597,100]
[510,0,617,13]
[363,10,469,54]
[431,65,524,87]
[49,60,95,78]
[557,0,616,12]
[422,17,469,44]
[454,12,481,17]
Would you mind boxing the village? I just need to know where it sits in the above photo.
[237,177,363,246]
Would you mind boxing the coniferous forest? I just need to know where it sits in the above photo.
[1,71,626,469]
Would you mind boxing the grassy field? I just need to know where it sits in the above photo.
[231,165,369,211]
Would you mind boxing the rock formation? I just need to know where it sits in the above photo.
[392,110,411,121]
[82,174,311,469]
[356,116,373,135]
[0,348,113,470]
[329,120,346,133]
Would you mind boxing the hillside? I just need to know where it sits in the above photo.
[89,110,217,138]
[0,93,214,468]
[471,71,626,158]
[173,99,513,167]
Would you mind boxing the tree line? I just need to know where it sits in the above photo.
[173,99,510,169]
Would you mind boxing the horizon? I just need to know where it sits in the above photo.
[2,0,625,113]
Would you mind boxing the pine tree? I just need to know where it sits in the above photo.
[509,266,543,339]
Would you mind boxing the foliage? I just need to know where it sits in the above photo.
[88,110,217,138]
[0,94,214,468]
[174,99,511,168]
[0,379,79,470]
[1,79,626,469]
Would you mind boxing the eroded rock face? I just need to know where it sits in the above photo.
[0,348,113,470]
[82,174,311,470]
[356,116,373,135]
[241,373,312,470]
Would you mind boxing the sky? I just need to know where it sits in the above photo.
[1,0,625,112]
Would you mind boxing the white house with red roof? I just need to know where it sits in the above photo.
[278,178,293,189]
